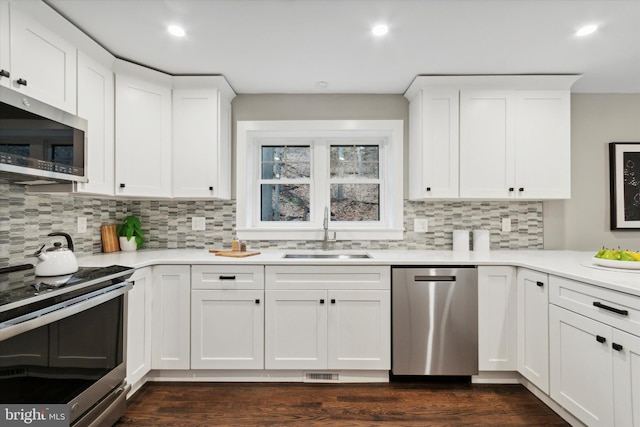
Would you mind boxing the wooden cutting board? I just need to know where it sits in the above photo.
[101,224,120,253]
[211,250,261,258]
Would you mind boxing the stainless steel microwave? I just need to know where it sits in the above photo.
[0,87,87,184]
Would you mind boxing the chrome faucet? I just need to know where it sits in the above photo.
[323,206,336,250]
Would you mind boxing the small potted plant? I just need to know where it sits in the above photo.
[117,215,144,251]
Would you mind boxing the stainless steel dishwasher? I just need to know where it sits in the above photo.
[392,266,478,376]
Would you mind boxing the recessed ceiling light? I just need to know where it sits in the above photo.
[372,24,389,37]
[168,25,186,37]
[576,24,598,37]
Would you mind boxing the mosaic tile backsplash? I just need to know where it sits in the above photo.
[1,179,543,267]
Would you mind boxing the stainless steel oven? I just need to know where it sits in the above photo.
[0,265,134,426]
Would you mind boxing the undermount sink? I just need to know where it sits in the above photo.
[283,253,372,259]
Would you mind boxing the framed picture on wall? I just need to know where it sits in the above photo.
[609,142,640,230]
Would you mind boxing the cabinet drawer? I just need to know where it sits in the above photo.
[192,265,264,290]
[265,266,390,290]
[549,275,640,336]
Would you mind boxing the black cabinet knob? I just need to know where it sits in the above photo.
[120,183,125,188]
[426,187,431,192]
[596,335,606,344]
[508,187,514,192]
[16,78,27,86]
[536,281,544,287]
[209,186,214,191]
[255,299,260,304]
[320,299,325,304]
[612,343,623,351]
[331,299,336,304]
[518,187,524,192]
[0,69,9,78]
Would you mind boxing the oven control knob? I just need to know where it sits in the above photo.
[71,402,80,413]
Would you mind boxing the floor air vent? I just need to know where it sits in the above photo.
[304,372,339,383]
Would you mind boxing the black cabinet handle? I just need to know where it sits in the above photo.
[331,299,336,304]
[593,302,629,316]
[0,69,9,78]
[508,187,514,192]
[255,299,260,304]
[16,78,27,86]
[612,343,623,351]
[426,187,431,192]
[219,275,236,280]
[120,183,125,188]
[518,187,524,192]
[209,186,214,191]
[320,299,325,304]
[596,335,606,343]
[536,281,544,287]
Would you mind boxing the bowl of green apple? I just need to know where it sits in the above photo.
[593,248,640,270]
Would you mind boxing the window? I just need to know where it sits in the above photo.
[237,120,403,241]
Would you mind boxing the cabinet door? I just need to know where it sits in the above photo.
[517,268,549,393]
[191,289,264,369]
[478,266,517,370]
[151,265,191,369]
[7,5,77,113]
[115,71,172,197]
[0,1,9,84]
[459,91,516,198]
[126,267,152,390]
[76,51,115,195]
[514,91,570,199]
[265,290,327,370]
[172,89,220,198]
[408,89,459,199]
[327,290,390,370]
[549,305,614,427]
[612,328,640,427]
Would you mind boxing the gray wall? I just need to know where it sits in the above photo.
[544,94,640,250]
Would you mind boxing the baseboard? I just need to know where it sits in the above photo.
[143,369,389,384]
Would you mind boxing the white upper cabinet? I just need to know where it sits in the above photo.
[405,75,578,200]
[406,87,459,199]
[514,91,571,199]
[2,1,77,113]
[460,89,571,199]
[114,60,173,197]
[172,76,235,199]
[76,51,115,195]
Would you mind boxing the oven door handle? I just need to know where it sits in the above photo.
[0,281,132,342]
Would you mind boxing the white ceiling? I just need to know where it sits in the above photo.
[45,0,640,94]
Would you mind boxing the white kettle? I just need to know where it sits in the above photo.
[33,232,79,277]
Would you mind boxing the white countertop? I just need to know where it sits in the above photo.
[77,249,640,297]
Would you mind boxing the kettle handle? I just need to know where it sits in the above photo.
[48,232,74,252]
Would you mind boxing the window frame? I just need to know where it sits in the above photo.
[236,120,403,241]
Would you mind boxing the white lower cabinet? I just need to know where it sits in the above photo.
[265,266,391,371]
[265,289,328,370]
[550,275,640,427]
[126,267,152,390]
[478,266,517,370]
[190,265,264,369]
[550,305,615,427]
[151,265,191,370]
[516,268,549,393]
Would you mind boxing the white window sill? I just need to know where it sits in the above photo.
[236,228,404,241]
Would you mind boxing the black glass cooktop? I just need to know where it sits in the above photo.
[0,264,134,312]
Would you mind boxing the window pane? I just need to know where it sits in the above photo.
[330,145,379,178]
[330,184,379,221]
[261,184,310,221]
[261,146,310,179]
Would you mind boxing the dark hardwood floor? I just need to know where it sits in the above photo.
[114,380,570,426]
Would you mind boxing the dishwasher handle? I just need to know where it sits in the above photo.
[413,275,456,282]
